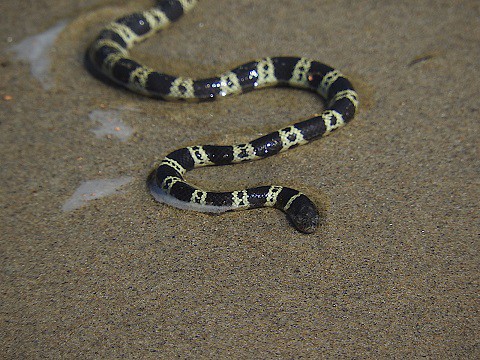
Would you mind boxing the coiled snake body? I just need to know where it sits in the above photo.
[87,0,359,233]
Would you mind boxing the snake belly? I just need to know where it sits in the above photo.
[87,0,359,233]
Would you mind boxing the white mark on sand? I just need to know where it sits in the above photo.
[9,20,68,90]
[62,177,133,212]
[88,109,134,141]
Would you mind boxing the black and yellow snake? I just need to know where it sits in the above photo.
[87,0,359,233]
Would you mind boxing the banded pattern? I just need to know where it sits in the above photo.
[87,0,359,233]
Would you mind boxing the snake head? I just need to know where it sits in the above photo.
[285,194,319,234]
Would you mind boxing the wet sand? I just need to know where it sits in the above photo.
[1,0,478,358]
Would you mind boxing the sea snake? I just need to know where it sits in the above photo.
[87,0,359,233]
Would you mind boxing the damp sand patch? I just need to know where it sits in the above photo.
[62,177,133,211]
[9,20,68,90]
[88,109,134,141]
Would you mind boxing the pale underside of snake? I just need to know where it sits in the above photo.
[87,0,359,233]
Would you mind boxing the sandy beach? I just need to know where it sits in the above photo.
[1,0,478,358]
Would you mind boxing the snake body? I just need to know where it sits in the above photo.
[87,0,359,233]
